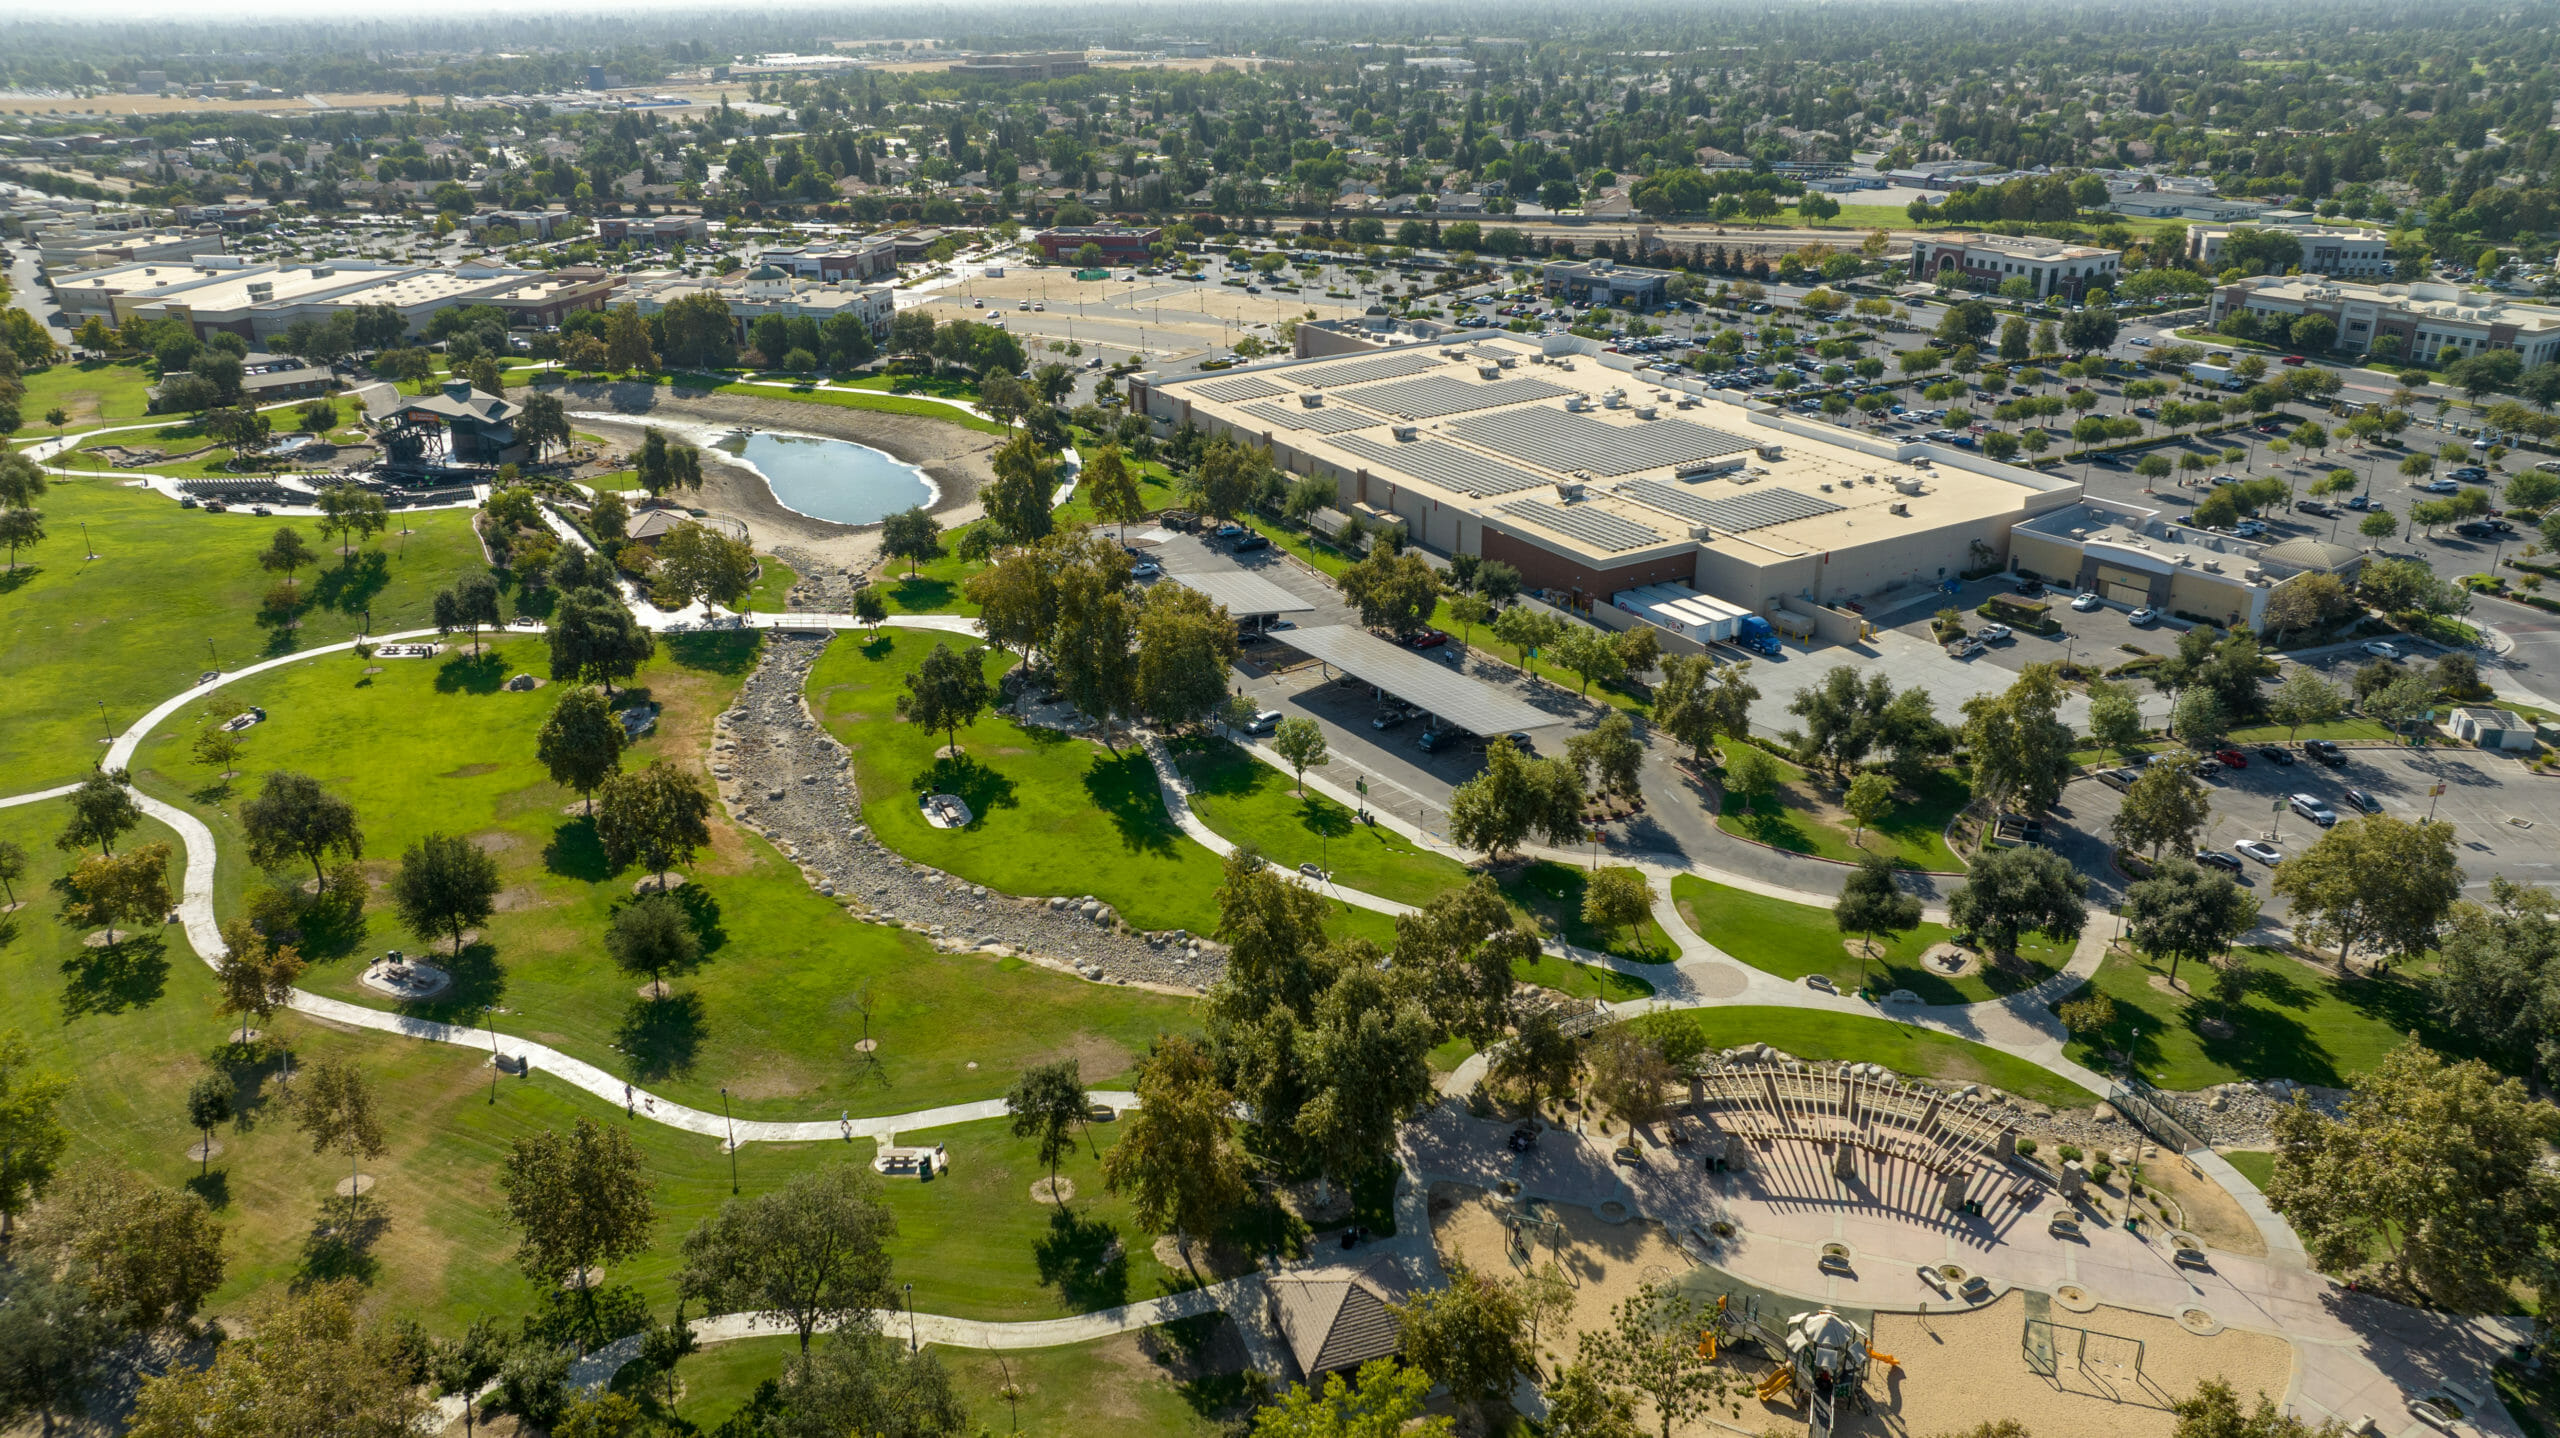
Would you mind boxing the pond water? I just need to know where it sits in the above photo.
[712,430,935,526]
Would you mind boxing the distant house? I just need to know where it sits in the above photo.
[1265,1254,1411,1380]
[237,352,334,400]
[623,508,692,546]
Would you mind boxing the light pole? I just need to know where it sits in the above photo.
[96,700,111,745]
[905,1282,916,1353]
[721,1087,739,1193]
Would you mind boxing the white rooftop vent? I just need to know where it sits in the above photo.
[2177,553,2196,566]
[1893,476,1926,496]
[1676,395,1697,409]
[2069,528,2090,540]
[1564,395,1591,412]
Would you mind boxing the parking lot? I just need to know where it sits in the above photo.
[2052,740,2560,912]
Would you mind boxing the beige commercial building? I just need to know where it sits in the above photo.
[1134,334,2083,622]
[2185,222,2390,278]
[2208,277,2560,367]
[2008,498,2364,630]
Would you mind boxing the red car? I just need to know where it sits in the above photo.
[2281,355,2307,366]
[1406,628,1449,650]
[2215,748,2249,768]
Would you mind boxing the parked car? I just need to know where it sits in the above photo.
[2194,849,2245,873]
[2303,739,2347,767]
[1405,628,1448,650]
[1371,710,1406,730]
[1229,532,1270,552]
[2363,640,2401,659]
[2012,578,2047,598]
[2257,745,2296,766]
[2294,500,2332,517]
[1416,729,1450,752]
[2234,839,2283,866]
[2290,793,2338,826]
[1129,560,1162,580]
[2099,767,2142,792]
[2128,606,2159,625]
[1245,710,1282,735]
[2072,592,2103,611]
[1978,623,2013,643]
[2215,749,2249,768]
[1946,637,1984,658]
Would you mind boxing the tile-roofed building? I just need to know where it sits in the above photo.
[1265,1255,1410,1378]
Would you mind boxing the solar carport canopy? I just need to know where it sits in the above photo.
[1279,625,1556,736]
[1166,569,1316,618]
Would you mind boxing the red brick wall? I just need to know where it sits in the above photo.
[1480,527,1695,603]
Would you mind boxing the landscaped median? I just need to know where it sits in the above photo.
[1669,876,2068,1004]
[1713,746,1972,871]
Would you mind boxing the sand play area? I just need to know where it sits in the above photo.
[1432,1185,2294,1438]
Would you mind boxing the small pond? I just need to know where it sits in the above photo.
[712,430,936,526]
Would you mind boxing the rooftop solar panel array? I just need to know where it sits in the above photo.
[1238,400,1377,435]
[1329,434,1552,497]
[1185,375,1290,403]
[1289,350,1448,388]
[1496,499,1667,552]
[1444,407,1756,476]
[1617,479,1844,533]
[1333,373,1575,419]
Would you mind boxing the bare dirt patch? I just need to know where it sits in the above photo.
[441,763,504,779]
[2139,1153,2266,1258]
[1031,1177,1076,1204]
[1871,1294,2289,1438]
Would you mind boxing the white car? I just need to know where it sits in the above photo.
[2231,520,2268,538]
[2290,794,2338,827]
[2128,606,2159,625]
[1129,560,1162,580]
[1978,623,2014,643]
[2234,839,2282,866]
[2364,640,2401,659]
[2072,592,2103,611]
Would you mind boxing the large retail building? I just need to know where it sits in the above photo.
[1132,335,2085,626]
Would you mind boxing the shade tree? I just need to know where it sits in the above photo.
[386,832,500,960]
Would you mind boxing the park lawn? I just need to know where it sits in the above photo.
[2051,945,2453,1091]
[1054,439,1183,531]
[125,634,1198,1123]
[2222,1150,2276,1192]
[2,800,1211,1338]
[1669,876,2068,1005]
[1245,515,1357,580]
[807,630,1383,940]
[1167,735,1474,908]
[710,379,1010,436]
[1640,1006,2100,1110]
[16,357,160,430]
[1498,859,1676,963]
[584,468,644,493]
[872,536,985,616]
[0,479,487,792]
[2223,718,2399,745]
[627,1322,1250,1438]
[744,554,797,613]
[1716,750,1970,872]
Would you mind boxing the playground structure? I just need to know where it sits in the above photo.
[1682,1061,2024,1214]
[1740,1307,1900,1438]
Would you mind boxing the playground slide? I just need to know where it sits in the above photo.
[1809,1390,1837,1438]
[1867,1346,1900,1368]
[1755,1367,1796,1402]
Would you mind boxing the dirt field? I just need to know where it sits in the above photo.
[911,268,1371,350]
[1869,1295,2292,1438]
[552,379,1002,573]
[1432,1185,2295,1438]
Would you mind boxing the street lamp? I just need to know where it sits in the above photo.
[721,1087,739,1193]
[485,1006,500,1103]
[905,1282,916,1353]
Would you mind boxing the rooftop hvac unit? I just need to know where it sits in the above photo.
[1529,353,1548,364]
[1479,365,1501,379]
[1675,395,1698,408]
[1893,476,1926,495]
[2202,558,2221,571]
[1688,524,1713,540]
[1299,392,1324,407]
[1604,394,1627,409]
[1889,502,1910,516]
[1554,481,1586,501]
[2177,553,2196,566]
[1565,395,1591,412]
[1635,406,1658,420]
[1391,425,1419,441]
[2243,567,2267,582]
[2069,528,2090,539]
[1758,445,1785,461]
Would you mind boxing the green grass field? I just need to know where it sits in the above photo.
[744,554,797,613]
[1,479,487,791]
[1716,751,1971,871]
[1499,859,1676,963]
[691,376,1010,436]
[1638,1007,2099,1109]
[122,633,1197,1123]
[15,358,159,431]
[1670,876,2067,1004]
[2052,945,2454,1091]
[1168,736,1473,908]
[622,1321,1250,1438]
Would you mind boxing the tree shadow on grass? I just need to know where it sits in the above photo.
[295,1193,388,1289]
[671,882,727,957]
[60,931,169,1018]
[544,816,613,882]
[887,578,957,613]
[435,649,508,694]
[1082,748,1183,857]
[257,614,310,658]
[184,1170,231,1211]
[423,939,507,1017]
[616,990,705,1080]
[309,550,390,615]
[662,630,762,676]
[908,753,1017,823]
[1033,1205,1131,1312]
[0,566,38,596]
[1140,1313,1260,1421]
